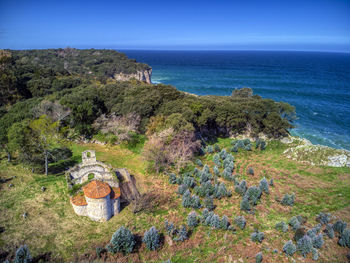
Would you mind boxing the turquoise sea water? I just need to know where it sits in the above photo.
[122,50,350,150]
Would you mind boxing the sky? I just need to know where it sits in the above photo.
[0,0,350,52]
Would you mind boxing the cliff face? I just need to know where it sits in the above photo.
[113,68,152,84]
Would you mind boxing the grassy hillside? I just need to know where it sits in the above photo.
[1,139,349,262]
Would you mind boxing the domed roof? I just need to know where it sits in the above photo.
[110,187,121,199]
[71,194,87,206]
[83,180,111,199]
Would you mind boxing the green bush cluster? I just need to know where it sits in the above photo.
[143,226,161,251]
[339,228,350,248]
[281,193,295,206]
[297,235,313,257]
[187,211,199,227]
[234,216,246,230]
[108,226,135,255]
[283,240,296,256]
[251,230,264,243]
[164,221,188,242]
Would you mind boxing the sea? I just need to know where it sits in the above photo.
[122,50,350,151]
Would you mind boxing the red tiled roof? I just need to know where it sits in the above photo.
[83,180,111,199]
[110,187,121,199]
[71,194,87,206]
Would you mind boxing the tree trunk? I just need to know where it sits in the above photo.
[44,150,48,176]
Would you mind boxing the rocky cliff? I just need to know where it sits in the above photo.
[113,68,152,84]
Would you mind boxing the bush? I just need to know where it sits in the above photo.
[96,247,105,258]
[214,144,220,152]
[191,195,201,209]
[235,180,247,196]
[316,212,331,225]
[283,240,296,256]
[312,247,319,261]
[297,235,313,257]
[177,184,188,195]
[251,230,264,243]
[244,186,262,205]
[219,149,227,160]
[206,145,214,153]
[213,165,220,176]
[182,190,192,208]
[281,193,295,206]
[269,178,274,186]
[255,252,263,263]
[289,216,301,231]
[248,167,254,175]
[187,211,199,227]
[339,228,350,248]
[333,220,347,234]
[312,233,324,249]
[213,154,221,166]
[259,177,269,194]
[109,226,135,255]
[215,182,229,199]
[210,214,221,229]
[143,226,161,251]
[221,215,229,230]
[234,216,246,230]
[244,144,252,151]
[204,195,215,211]
[256,138,266,150]
[275,221,288,233]
[169,173,177,184]
[240,197,251,211]
[183,176,195,188]
[174,225,188,241]
[325,223,335,239]
[14,245,31,263]
[196,159,203,167]
[164,220,175,236]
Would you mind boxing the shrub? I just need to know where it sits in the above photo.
[297,235,313,257]
[256,138,266,150]
[255,252,263,263]
[196,159,203,167]
[215,182,229,199]
[109,226,135,254]
[182,190,192,208]
[275,221,288,233]
[221,215,229,230]
[281,193,295,206]
[236,140,245,149]
[143,226,161,251]
[312,233,324,249]
[248,167,254,175]
[204,195,215,211]
[316,212,331,225]
[206,145,214,153]
[14,245,31,263]
[234,216,246,230]
[214,144,220,152]
[289,216,301,231]
[210,214,221,229]
[307,228,317,238]
[325,223,335,239]
[169,173,177,184]
[213,154,221,166]
[283,240,296,256]
[269,178,274,186]
[312,247,319,261]
[219,149,227,160]
[164,220,175,236]
[231,145,238,152]
[244,186,262,205]
[213,165,220,176]
[251,230,264,243]
[244,144,252,151]
[177,184,188,195]
[174,225,188,241]
[240,197,251,211]
[333,220,347,234]
[235,180,247,196]
[339,228,350,248]
[187,211,199,227]
[259,177,269,194]
[183,176,195,188]
[191,195,201,209]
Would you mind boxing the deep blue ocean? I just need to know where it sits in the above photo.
[122,50,350,150]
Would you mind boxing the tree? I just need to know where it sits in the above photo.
[108,226,135,254]
[29,115,65,175]
[187,211,199,227]
[283,240,296,256]
[143,226,161,251]
[143,132,168,173]
[14,245,31,263]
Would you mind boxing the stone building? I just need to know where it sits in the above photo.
[67,150,121,221]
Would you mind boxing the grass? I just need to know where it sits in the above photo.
[0,139,350,262]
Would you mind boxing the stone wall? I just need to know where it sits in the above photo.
[111,198,120,216]
[71,203,87,216]
[85,196,111,221]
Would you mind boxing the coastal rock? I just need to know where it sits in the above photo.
[327,154,349,167]
[113,68,152,84]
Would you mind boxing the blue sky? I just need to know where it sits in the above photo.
[0,0,350,52]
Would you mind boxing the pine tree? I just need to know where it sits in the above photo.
[324,223,335,239]
[169,173,177,184]
[204,195,215,211]
[187,211,199,227]
[219,149,227,160]
[281,193,295,206]
[283,240,296,256]
[174,225,188,241]
[177,184,188,195]
[333,220,347,234]
[109,226,135,254]
[14,245,31,263]
[316,212,331,225]
[311,248,319,261]
[196,159,203,167]
[312,233,324,249]
[251,230,264,243]
[275,222,288,233]
[289,216,301,231]
[338,228,350,248]
[213,165,220,176]
[255,252,263,263]
[259,177,269,194]
[240,197,251,211]
[220,215,229,230]
[210,214,221,229]
[234,216,246,230]
[182,189,192,208]
[297,235,313,257]
[191,195,201,209]
[248,167,254,175]
[244,186,262,205]
[143,226,161,251]
[213,154,221,166]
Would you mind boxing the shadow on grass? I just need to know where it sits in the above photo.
[49,156,80,175]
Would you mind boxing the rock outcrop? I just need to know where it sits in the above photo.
[113,68,152,84]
